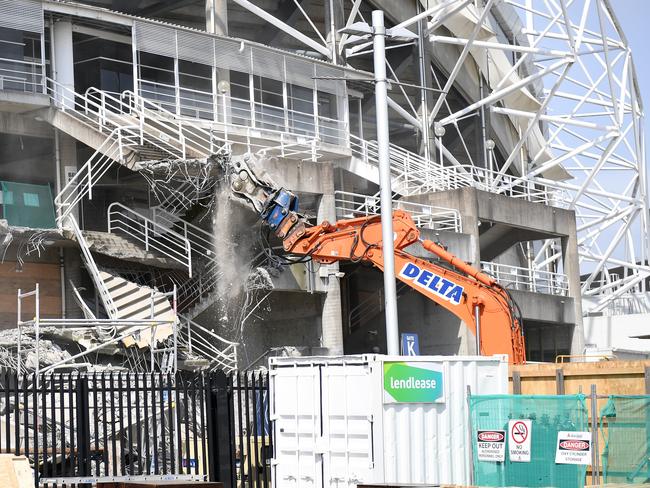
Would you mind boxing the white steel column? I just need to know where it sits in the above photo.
[372,10,399,355]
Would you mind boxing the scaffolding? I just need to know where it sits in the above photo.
[16,284,179,377]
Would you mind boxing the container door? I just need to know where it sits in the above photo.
[271,365,323,488]
[321,363,375,488]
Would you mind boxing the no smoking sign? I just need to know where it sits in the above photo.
[508,419,532,462]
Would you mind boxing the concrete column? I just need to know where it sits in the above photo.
[562,232,585,356]
[52,19,74,108]
[317,163,344,355]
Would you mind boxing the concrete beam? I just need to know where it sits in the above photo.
[0,92,50,114]
[0,112,52,138]
[510,290,575,324]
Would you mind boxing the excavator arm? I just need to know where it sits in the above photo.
[223,156,526,364]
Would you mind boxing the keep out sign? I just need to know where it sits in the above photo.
[508,419,532,462]
[476,430,506,462]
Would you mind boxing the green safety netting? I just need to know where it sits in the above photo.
[1,181,56,229]
[469,394,589,488]
[600,395,650,484]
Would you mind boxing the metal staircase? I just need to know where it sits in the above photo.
[46,82,239,371]
[46,77,559,372]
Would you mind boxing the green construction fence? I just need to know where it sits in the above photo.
[469,394,589,487]
[600,395,650,484]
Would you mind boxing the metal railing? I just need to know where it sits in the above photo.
[54,127,138,225]
[480,261,569,296]
[138,79,348,148]
[0,370,266,486]
[68,215,119,319]
[108,203,192,276]
[349,134,560,205]
[334,190,462,232]
[151,207,213,262]
[0,56,44,93]
[178,315,238,372]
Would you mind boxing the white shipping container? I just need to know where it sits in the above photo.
[269,354,508,488]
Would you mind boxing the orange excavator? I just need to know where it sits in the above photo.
[224,156,526,364]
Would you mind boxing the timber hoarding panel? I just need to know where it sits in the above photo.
[510,359,650,481]
[509,360,650,395]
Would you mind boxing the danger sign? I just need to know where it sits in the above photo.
[508,419,532,462]
[555,431,591,465]
[476,430,506,462]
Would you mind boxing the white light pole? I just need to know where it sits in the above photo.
[340,12,417,355]
[372,10,399,356]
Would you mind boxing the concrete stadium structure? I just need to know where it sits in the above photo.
[0,0,647,371]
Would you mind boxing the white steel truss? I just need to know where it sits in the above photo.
[339,0,648,313]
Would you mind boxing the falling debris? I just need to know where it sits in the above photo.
[246,267,275,292]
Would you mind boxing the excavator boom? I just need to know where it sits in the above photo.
[223,156,526,364]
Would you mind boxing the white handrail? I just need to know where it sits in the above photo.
[107,202,192,276]
[349,134,560,205]
[67,215,119,319]
[178,314,238,371]
[54,127,136,225]
[334,190,462,233]
[480,261,569,296]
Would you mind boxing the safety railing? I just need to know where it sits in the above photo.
[54,127,139,225]
[480,261,569,296]
[349,134,560,206]
[138,80,348,149]
[107,203,192,276]
[151,207,213,262]
[148,208,224,314]
[178,315,238,372]
[87,86,216,159]
[67,215,119,319]
[0,56,44,93]
[334,190,462,233]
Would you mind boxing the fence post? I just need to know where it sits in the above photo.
[590,384,600,486]
[206,370,234,486]
[75,375,91,481]
[555,369,565,395]
[512,371,521,394]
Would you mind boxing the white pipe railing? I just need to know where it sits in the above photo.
[178,315,238,372]
[54,127,140,225]
[151,208,213,260]
[480,261,569,296]
[349,134,561,206]
[0,56,44,94]
[334,190,462,233]
[107,203,192,276]
[67,215,119,319]
[137,79,348,147]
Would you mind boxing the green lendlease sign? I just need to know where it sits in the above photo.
[383,361,444,403]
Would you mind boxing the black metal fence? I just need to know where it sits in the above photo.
[0,369,270,488]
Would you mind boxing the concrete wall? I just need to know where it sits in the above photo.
[583,313,650,358]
